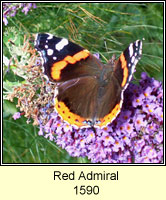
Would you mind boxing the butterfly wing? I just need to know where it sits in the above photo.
[35,33,106,127]
[54,76,100,128]
[35,33,102,82]
[94,40,143,127]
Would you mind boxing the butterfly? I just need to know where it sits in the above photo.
[35,33,142,128]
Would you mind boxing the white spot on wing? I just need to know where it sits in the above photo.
[34,33,39,47]
[54,87,59,97]
[47,49,53,56]
[56,38,69,51]
[47,34,53,40]
[134,59,138,66]
[129,43,133,57]
[131,56,135,63]
[135,40,139,47]
[139,42,142,55]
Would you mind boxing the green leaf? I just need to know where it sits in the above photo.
[3,100,17,117]
[3,80,22,92]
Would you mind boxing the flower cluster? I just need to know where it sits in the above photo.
[3,3,37,25]
[6,35,56,126]
[37,72,163,163]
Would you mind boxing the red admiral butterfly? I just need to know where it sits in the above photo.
[35,33,142,128]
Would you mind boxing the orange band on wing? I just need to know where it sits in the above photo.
[51,50,89,80]
[97,102,121,127]
[55,98,86,127]
[64,56,76,64]
[51,61,67,80]
[73,50,89,61]
[119,53,128,87]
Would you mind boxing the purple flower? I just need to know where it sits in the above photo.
[112,140,124,152]
[134,114,147,131]
[13,112,21,120]
[142,102,157,115]
[143,86,152,98]
[153,107,163,122]
[93,53,100,59]
[3,3,37,25]
[142,146,157,159]
[155,131,163,143]
[120,110,132,121]
[132,93,144,107]
[3,15,8,25]
[22,4,31,15]
[103,135,115,146]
